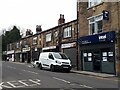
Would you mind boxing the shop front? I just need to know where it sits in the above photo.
[22,47,31,63]
[7,50,15,62]
[61,42,76,68]
[32,47,41,61]
[78,31,116,74]
[15,50,21,62]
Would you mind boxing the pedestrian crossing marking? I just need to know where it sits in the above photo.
[1,79,41,88]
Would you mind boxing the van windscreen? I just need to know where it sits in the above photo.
[53,53,68,59]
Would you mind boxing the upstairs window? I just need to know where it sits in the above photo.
[64,26,72,38]
[46,33,51,42]
[88,0,102,8]
[88,14,103,35]
[16,43,19,48]
[33,37,37,45]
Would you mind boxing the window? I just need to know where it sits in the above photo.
[33,37,37,45]
[54,31,58,37]
[16,43,19,48]
[88,14,103,35]
[46,33,51,42]
[53,53,68,60]
[88,0,102,8]
[64,26,72,38]
[49,53,54,60]
[83,52,92,62]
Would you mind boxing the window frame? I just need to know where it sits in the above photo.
[46,33,52,42]
[88,14,103,35]
[32,37,37,45]
[63,26,72,38]
[88,0,103,8]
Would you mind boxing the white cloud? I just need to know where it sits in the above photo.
[0,0,77,34]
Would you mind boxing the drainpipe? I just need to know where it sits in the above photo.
[76,0,79,70]
[117,1,120,76]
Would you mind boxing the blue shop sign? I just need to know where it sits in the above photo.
[78,31,116,45]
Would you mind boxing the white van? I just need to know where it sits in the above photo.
[38,52,72,72]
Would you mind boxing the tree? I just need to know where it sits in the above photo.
[2,26,21,52]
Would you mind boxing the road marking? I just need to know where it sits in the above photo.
[29,79,41,85]
[53,77,93,88]
[7,66,16,69]
[7,81,16,88]
[18,80,29,86]
[0,82,12,88]
[1,79,41,88]
[53,77,71,84]
[22,70,38,74]
[79,84,93,88]
[0,86,2,89]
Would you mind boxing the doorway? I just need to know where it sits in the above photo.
[93,51,101,72]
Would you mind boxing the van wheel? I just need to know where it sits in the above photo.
[51,65,55,72]
[39,63,42,70]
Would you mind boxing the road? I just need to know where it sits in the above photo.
[1,61,119,89]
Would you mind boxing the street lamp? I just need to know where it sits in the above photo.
[76,0,79,70]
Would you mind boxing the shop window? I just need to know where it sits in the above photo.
[102,51,114,62]
[63,26,72,38]
[88,14,103,35]
[83,52,92,62]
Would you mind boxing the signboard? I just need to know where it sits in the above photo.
[22,47,30,52]
[7,50,14,54]
[61,42,76,49]
[78,31,115,45]
[42,46,56,50]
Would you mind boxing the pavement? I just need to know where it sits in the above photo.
[71,69,117,78]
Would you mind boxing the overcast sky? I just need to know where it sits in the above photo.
[0,0,77,34]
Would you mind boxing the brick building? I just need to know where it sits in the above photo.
[77,1,120,75]
[6,14,78,69]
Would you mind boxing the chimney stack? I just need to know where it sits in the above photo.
[36,25,42,33]
[58,14,65,25]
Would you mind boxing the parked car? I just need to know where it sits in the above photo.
[31,59,39,68]
[38,52,72,72]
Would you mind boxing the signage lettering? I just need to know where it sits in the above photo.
[99,34,106,40]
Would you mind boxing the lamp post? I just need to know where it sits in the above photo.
[76,0,79,70]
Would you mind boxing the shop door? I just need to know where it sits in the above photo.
[101,51,115,74]
[93,51,101,72]
[83,52,93,71]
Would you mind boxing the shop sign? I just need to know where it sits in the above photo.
[22,47,30,52]
[42,46,56,50]
[61,42,76,48]
[7,50,14,54]
[15,50,21,53]
[78,31,115,45]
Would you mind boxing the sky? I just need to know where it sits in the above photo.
[0,0,77,34]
